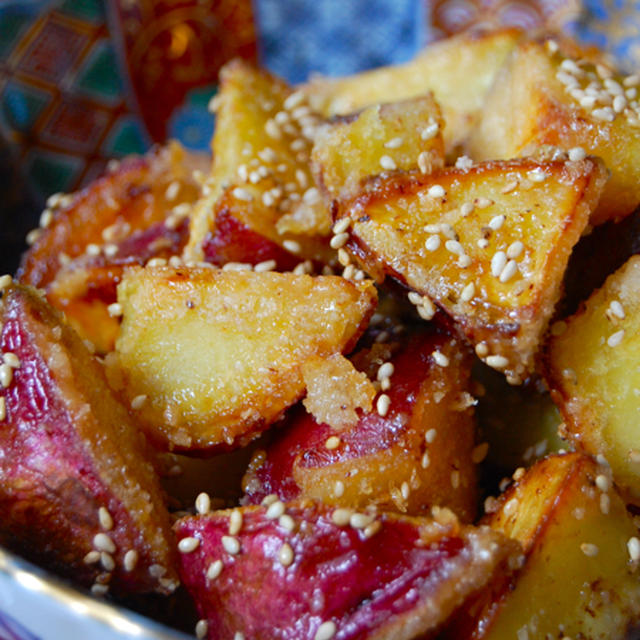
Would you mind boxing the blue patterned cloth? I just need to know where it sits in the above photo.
[254,0,426,83]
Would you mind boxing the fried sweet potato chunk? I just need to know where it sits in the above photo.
[302,28,521,155]
[0,283,178,596]
[445,453,640,639]
[185,60,332,265]
[174,501,519,640]
[114,266,377,453]
[468,37,640,225]
[18,142,204,353]
[337,156,607,380]
[545,255,640,502]
[311,96,445,202]
[243,329,478,521]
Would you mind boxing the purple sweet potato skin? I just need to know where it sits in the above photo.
[175,502,518,640]
[0,284,178,595]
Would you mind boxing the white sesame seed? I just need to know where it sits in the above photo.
[376,394,391,417]
[488,214,506,231]
[123,549,138,572]
[91,584,109,597]
[501,180,518,194]
[278,543,294,567]
[425,428,436,444]
[93,533,116,554]
[130,394,147,410]
[400,481,410,500]
[342,264,355,279]
[207,560,223,580]
[325,436,341,450]
[428,185,445,198]
[222,262,252,272]
[332,218,351,235]
[408,291,423,306]
[303,187,321,204]
[315,621,337,640]
[350,512,375,529]
[234,633,245,640]
[460,202,474,217]
[39,208,53,229]
[592,107,615,122]
[421,122,439,140]
[0,397,5,421]
[503,498,519,517]
[2,353,19,369]
[421,452,430,468]
[178,537,200,553]
[457,255,472,268]
[146,258,167,268]
[432,351,449,367]
[0,275,12,291]
[266,501,285,520]
[600,493,610,515]
[330,232,349,250]
[149,563,167,579]
[222,535,240,555]
[595,474,610,492]
[475,197,492,209]
[475,342,489,357]
[98,507,113,531]
[226,510,242,537]
[486,355,509,370]
[254,259,277,273]
[628,537,640,562]
[425,235,441,252]
[86,243,101,257]
[580,543,599,557]
[506,241,524,259]
[195,492,211,515]
[384,137,403,149]
[417,297,436,321]
[232,187,254,202]
[377,362,394,380]
[331,508,353,526]
[460,282,476,302]
[83,550,100,565]
[100,552,115,572]
[333,480,345,498]
[283,240,301,254]
[26,228,42,246]
[264,119,282,139]
[499,260,519,283]
[417,151,431,174]
[614,95,627,112]
[284,90,305,110]
[609,300,625,318]
[607,330,624,347]
[445,239,464,256]
[195,619,208,639]
[337,249,350,266]
[379,155,397,171]
[491,251,507,277]
[477,238,489,249]
[363,521,382,539]
[290,139,306,152]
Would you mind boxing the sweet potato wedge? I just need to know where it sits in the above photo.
[18,142,204,353]
[336,156,607,380]
[113,266,377,453]
[174,501,519,640]
[545,255,640,503]
[301,28,521,155]
[243,329,478,522]
[0,282,178,596]
[445,453,640,639]
[311,96,445,202]
[468,37,640,225]
[185,60,332,265]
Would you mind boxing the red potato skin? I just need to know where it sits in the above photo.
[243,328,477,521]
[202,208,301,270]
[174,502,519,640]
[0,285,178,595]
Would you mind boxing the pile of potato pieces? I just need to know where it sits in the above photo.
[2,25,640,639]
